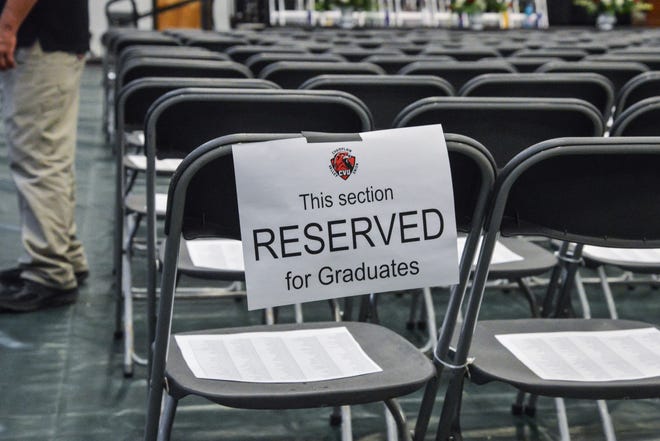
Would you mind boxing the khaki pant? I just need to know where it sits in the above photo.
[1,42,87,289]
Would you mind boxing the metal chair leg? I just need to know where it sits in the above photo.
[385,399,412,441]
[157,394,178,441]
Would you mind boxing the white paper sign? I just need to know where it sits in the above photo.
[233,125,459,310]
[175,327,382,383]
[186,239,245,271]
[496,328,660,382]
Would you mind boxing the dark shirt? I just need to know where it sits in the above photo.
[0,0,90,54]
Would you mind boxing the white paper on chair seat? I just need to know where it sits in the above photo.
[186,239,245,271]
[583,245,660,264]
[456,237,524,265]
[496,328,660,382]
[154,193,168,213]
[175,327,382,383]
[125,154,182,172]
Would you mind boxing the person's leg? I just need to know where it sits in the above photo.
[1,42,87,292]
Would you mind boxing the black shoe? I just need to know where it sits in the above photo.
[0,266,89,286]
[0,280,78,312]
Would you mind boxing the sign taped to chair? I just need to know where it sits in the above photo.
[233,125,459,310]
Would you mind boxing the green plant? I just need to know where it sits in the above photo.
[315,0,375,11]
[485,0,509,12]
[573,0,653,15]
[450,0,487,14]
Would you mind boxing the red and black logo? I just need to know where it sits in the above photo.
[329,148,358,180]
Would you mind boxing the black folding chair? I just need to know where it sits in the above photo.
[615,72,660,119]
[362,54,455,74]
[611,96,660,137]
[536,60,649,96]
[113,78,282,375]
[138,88,374,376]
[143,131,497,441]
[245,52,347,77]
[329,47,403,62]
[420,47,500,61]
[398,60,516,92]
[394,95,603,343]
[225,44,308,64]
[512,48,588,62]
[431,137,660,441]
[501,57,561,73]
[259,61,385,89]
[301,74,454,130]
[459,73,615,124]
[585,54,660,71]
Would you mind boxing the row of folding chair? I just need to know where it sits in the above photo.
[141,129,660,441]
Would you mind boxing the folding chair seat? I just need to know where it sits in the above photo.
[420,47,500,61]
[432,137,660,441]
[301,74,454,130]
[398,60,516,92]
[245,52,346,77]
[144,130,497,441]
[362,54,454,74]
[459,73,615,124]
[585,54,660,71]
[224,44,308,64]
[122,88,374,377]
[536,60,649,96]
[615,72,660,119]
[611,97,660,137]
[394,96,604,316]
[258,61,385,89]
[512,48,588,62]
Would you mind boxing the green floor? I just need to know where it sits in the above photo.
[1,64,660,440]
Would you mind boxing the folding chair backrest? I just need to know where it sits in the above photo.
[259,61,385,89]
[459,73,614,123]
[225,44,308,64]
[512,48,588,61]
[394,97,603,167]
[109,30,178,57]
[329,47,403,62]
[398,60,516,92]
[362,54,455,74]
[585,54,660,70]
[245,53,347,77]
[494,137,660,248]
[117,57,253,91]
[615,72,660,119]
[117,45,229,70]
[420,47,500,61]
[146,88,373,159]
[301,74,454,130]
[611,97,660,137]
[501,57,561,73]
[180,34,249,52]
[536,60,649,95]
[117,77,280,133]
[164,133,496,244]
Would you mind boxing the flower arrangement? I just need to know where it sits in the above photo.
[573,0,653,15]
[450,0,509,13]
